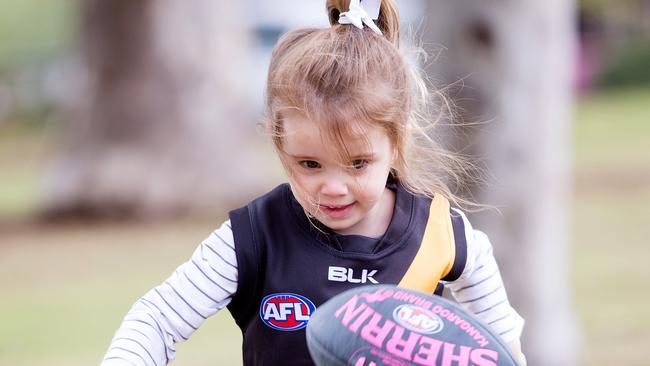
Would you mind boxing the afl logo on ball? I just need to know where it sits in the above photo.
[260,293,316,331]
[392,304,444,334]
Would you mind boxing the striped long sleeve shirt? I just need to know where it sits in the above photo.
[101,211,524,366]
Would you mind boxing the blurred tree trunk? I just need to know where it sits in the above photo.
[44,0,266,219]
[424,0,580,364]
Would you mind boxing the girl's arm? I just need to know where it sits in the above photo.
[101,220,238,366]
[443,209,526,364]
[507,338,528,366]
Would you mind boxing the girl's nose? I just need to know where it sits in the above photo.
[320,176,348,197]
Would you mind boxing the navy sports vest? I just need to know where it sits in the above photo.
[227,183,467,366]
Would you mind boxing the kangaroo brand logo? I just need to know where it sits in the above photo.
[328,266,379,284]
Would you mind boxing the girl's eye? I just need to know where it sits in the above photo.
[299,160,321,169]
[350,159,369,170]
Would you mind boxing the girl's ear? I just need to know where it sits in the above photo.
[391,145,398,166]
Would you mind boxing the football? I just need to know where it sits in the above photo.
[306,285,519,366]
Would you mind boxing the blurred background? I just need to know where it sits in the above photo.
[0,0,648,365]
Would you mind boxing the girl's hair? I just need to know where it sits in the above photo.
[265,0,476,209]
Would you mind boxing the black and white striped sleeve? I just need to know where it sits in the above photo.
[101,220,238,366]
[442,209,525,343]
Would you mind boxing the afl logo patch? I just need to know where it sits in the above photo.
[392,304,444,334]
[260,293,316,331]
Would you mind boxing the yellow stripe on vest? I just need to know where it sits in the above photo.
[397,194,456,294]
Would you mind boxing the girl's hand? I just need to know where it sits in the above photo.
[507,338,527,366]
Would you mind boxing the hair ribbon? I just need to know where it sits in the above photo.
[338,0,383,35]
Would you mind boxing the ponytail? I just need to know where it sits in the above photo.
[326,0,400,45]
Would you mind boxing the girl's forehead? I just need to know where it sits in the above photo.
[282,113,364,144]
[281,111,383,154]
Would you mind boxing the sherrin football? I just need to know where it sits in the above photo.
[306,285,519,366]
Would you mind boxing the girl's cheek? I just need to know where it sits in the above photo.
[291,174,314,194]
[289,177,317,205]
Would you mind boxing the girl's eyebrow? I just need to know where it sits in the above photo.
[287,154,318,160]
[349,152,376,159]
[287,152,377,160]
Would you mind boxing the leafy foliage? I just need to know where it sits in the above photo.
[0,0,74,69]
[600,41,650,88]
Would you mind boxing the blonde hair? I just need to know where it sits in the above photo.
[265,0,476,209]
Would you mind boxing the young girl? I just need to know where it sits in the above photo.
[102,0,526,365]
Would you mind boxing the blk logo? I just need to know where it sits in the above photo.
[328,266,379,284]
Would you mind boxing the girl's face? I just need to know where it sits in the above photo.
[281,112,397,237]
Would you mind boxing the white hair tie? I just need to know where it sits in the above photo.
[338,0,383,36]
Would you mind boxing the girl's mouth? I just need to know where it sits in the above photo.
[320,202,355,219]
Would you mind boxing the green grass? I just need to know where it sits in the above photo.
[0,222,242,366]
[0,123,50,218]
[572,87,650,364]
[572,190,650,364]
[574,87,650,170]
[0,87,649,365]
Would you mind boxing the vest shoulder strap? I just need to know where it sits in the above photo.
[397,194,467,293]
